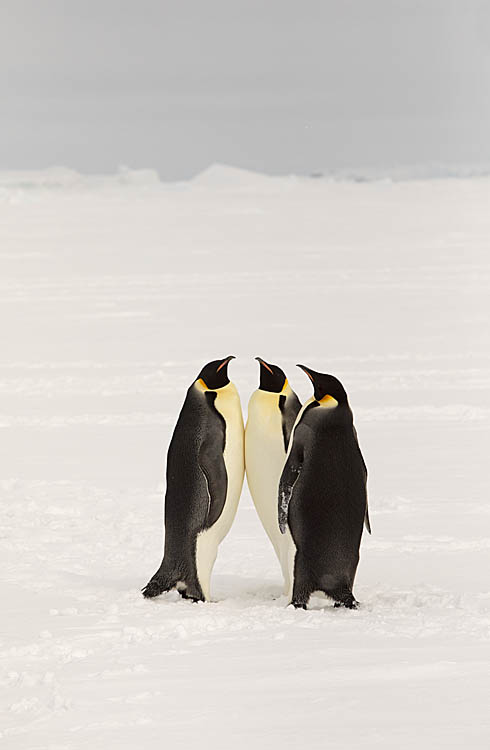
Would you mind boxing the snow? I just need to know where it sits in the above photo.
[1,166,489,748]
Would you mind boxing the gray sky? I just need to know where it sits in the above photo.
[1,0,489,178]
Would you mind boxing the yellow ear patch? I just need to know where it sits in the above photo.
[319,394,338,408]
[196,378,208,391]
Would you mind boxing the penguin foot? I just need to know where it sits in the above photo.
[179,590,204,603]
[141,578,167,599]
[334,596,358,610]
[291,601,308,610]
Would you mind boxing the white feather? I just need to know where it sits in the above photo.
[195,381,244,600]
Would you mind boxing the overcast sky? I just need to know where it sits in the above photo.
[1,0,489,178]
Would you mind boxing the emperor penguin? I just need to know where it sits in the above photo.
[278,365,371,610]
[245,357,301,597]
[142,356,245,602]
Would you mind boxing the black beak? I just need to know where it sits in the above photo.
[216,355,235,372]
[297,363,315,384]
[255,357,274,375]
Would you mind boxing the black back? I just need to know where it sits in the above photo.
[279,400,368,605]
[164,385,227,557]
[142,357,235,600]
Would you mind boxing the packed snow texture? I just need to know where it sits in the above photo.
[1,165,489,749]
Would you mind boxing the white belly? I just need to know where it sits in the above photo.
[245,390,296,596]
[195,381,245,600]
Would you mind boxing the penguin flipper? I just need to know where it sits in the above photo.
[278,441,303,534]
[199,439,228,529]
[353,426,368,479]
[364,504,372,534]
[352,427,370,533]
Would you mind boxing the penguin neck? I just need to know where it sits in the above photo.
[215,381,239,402]
[300,395,348,422]
[257,380,292,398]
[317,394,339,409]
[246,388,287,440]
[194,379,238,398]
[248,386,285,415]
[313,398,353,427]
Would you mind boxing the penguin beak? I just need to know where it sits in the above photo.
[297,364,315,384]
[255,357,274,375]
[216,355,235,372]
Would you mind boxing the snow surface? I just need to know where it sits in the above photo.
[1,164,489,748]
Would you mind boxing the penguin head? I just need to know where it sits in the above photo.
[255,357,287,393]
[297,364,348,406]
[197,356,235,390]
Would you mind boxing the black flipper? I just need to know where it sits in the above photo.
[353,425,371,534]
[199,391,228,529]
[353,425,368,478]
[278,439,304,534]
[198,437,228,528]
[279,391,302,452]
[364,504,372,534]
